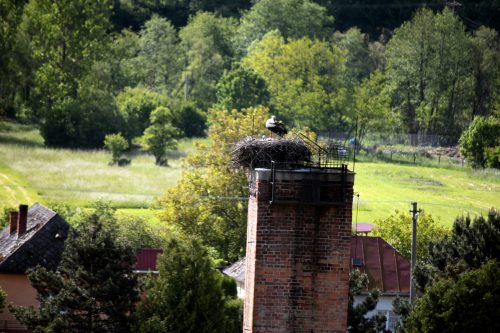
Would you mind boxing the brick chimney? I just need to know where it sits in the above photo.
[17,204,28,237]
[9,211,19,234]
[244,166,354,333]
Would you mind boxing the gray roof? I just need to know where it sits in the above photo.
[223,257,246,284]
[0,203,69,273]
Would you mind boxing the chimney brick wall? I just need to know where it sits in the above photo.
[17,204,28,237]
[9,211,19,234]
[244,168,354,333]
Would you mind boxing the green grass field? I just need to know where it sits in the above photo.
[1,120,499,227]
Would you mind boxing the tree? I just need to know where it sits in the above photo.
[158,106,269,263]
[352,71,395,147]
[333,28,376,89]
[116,87,170,141]
[406,260,500,333]
[170,100,206,137]
[371,210,448,260]
[347,269,386,333]
[135,237,241,333]
[9,204,139,333]
[215,62,270,110]
[104,133,129,165]
[0,0,29,119]
[386,8,475,144]
[243,32,347,132]
[20,0,113,146]
[235,0,333,54]
[459,115,500,168]
[142,106,180,166]
[414,209,500,290]
[132,15,184,94]
[470,27,500,118]
[179,12,237,109]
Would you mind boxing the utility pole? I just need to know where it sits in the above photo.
[409,201,421,304]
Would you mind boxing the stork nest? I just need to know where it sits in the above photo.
[231,137,311,168]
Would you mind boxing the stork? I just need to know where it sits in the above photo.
[265,115,287,137]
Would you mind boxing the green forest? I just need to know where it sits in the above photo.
[1,0,499,150]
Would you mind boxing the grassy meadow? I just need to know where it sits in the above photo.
[1,120,499,227]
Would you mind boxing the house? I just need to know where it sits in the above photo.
[0,203,70,332]
[223,236,410,333]
[134,248,163,274]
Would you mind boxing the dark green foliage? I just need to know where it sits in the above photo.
[407,260,500,333]
[171,100,206,137]
[414,209,500,290]
[142,106,180,166]
[484,146,500,168]
[392,297,411,333]
[41,87,121,148]
[459,116,500,168]
[135,237,242,333]
[215,63,270,110]
[347,269,386,333]
[116,87,170,141]
[9,203,139,333]
[235,0,333,54]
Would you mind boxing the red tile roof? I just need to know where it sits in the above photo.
[135,248,163,272]
[351,236,410,294]
[222,236,410,295]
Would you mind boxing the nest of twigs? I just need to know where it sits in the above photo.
[231,137,311,168]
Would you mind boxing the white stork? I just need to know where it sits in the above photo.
[265,115,288,137]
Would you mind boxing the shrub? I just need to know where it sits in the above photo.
[116,87,169,141]
[459,116,500,168]
[484,146,500,169]
[104,133,129,165]
[142,106,180,166]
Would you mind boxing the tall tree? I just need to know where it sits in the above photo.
[214,62,270,110]
[352,70,394,146]
[135,237,241,333]
[243,32,347,132]
[132,15,184,94]
[469,26,500,118]
[10,204,139,333]
[20,0,114,146]
[386,8,474,144]
[235,0,333,54]
[158,106,269,263]
[0,0,29,118]
[179,12,237,110]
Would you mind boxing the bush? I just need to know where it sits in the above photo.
[104,133,129,165]
[484,146,500,169]
[41,88,121,148]
[171,100,206,137]
[459,116,500,168]
[116,87,169,141]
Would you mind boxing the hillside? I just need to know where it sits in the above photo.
[1,121,498,226]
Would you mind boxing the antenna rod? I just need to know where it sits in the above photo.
[353,118,358,172]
